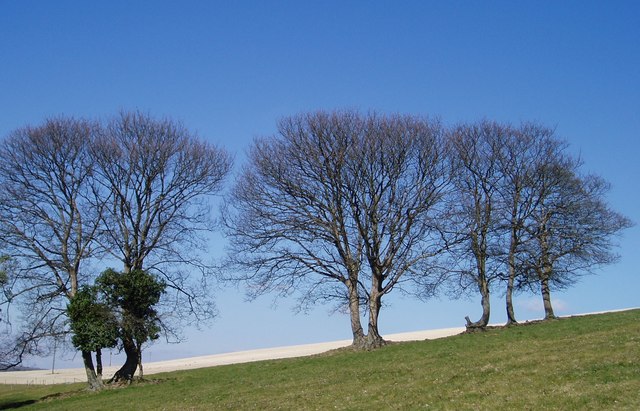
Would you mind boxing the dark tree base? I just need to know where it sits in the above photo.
[464,316,488,332]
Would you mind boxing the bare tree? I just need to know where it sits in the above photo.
[0,118,105,389]
[494,123,563,325]
[224,111,367,345]
[521,156,632,319]
[0,255,9,321]
[91,111,232,382]
[345,114,449,347]
[0,255,14,369]
[224,111,448,349]
[446,121,506,330]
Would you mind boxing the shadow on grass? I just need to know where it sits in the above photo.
[0,388,87,410]
[0,399,37,410]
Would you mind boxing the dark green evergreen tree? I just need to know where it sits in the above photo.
[96,268,166,383]
[67,286,118,387]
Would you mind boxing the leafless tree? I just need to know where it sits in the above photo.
[0,118,106,389]
[91,111,232,382]
[224,111,449,349]
[224,112,367,345]
[345,114,450,346]
[494,123,563,325]
[520,156,632,319]
[446,121,506,330]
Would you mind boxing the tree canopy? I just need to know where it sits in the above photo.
[0,118,100,373]
[224,111,450,348]
[67,286,119,356]
[0,112,232,387]
[96,268,166,383]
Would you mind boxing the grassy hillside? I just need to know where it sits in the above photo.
[1,309,639,410]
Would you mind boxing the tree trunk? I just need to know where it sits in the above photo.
[81,350,103,391]
[505,263,517,325]
[362,264,387,350]
[505,189,521,326]
[363,292,386,349]
[136,341,144,380]
[109,337,139,384]
[110,262,144,383]
[466,279,490,330]
[95,348,103,381]
[540,271,556,320]
[347,281,366,347]
[538,223,555,320]
[505,226,519,325]
[466,227,491,330]
[505,277,517,325]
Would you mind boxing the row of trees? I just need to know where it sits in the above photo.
[222,111,632,348]
[0,112,231,389]
[445,121,630,328]
[0,110,631,389]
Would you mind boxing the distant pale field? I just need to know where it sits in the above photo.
[0,327,465,385]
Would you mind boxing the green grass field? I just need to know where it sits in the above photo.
[1,309,639,410]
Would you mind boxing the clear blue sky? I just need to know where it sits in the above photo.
[1,1,638,368]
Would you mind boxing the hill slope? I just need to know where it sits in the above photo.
[1,309,639,410]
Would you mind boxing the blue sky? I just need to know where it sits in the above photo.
[1,1,639,368]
